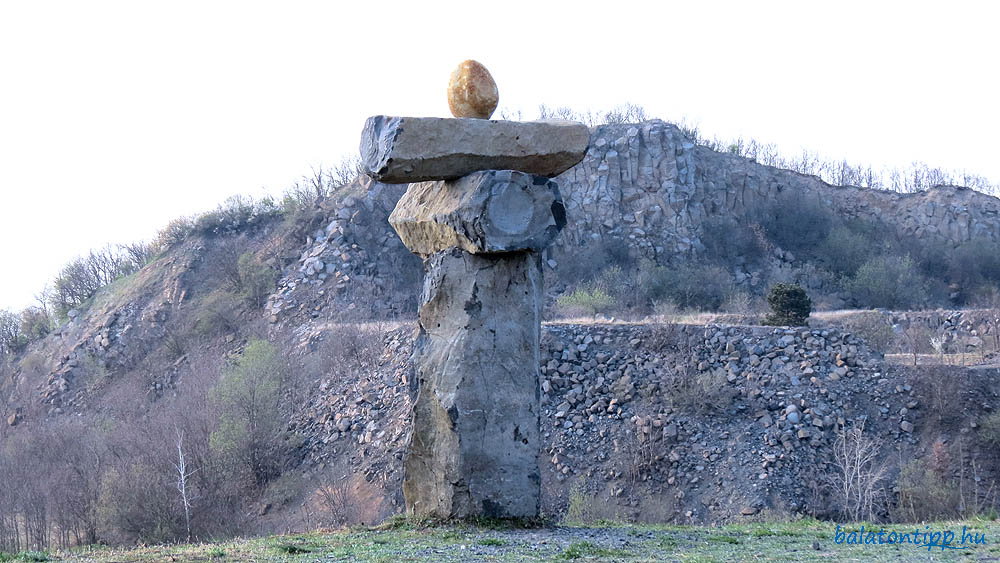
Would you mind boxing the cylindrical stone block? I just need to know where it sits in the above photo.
[389,170,566,256]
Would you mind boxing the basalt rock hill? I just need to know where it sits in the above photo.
[2,120,1000,544]
[271,120,1000,321]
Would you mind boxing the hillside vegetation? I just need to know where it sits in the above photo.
[3,107,1000,553]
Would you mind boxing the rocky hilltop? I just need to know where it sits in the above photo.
[268,119,1000,325]
[3,119,1000,548]
[557,121,1000,254]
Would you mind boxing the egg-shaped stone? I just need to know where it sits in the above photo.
[447,60,499,119]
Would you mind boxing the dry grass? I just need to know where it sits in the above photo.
[885,353,997,367]
[28,518,1000,562]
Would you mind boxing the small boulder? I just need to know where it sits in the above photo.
[447,59,499,119]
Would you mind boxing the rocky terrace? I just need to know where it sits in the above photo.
[291,320,944,523]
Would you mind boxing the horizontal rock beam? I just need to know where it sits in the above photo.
[389,170,566,256]
[361,116,589,183]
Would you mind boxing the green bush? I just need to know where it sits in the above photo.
[762,283,811,326]
[563,481,599,525]
[847,255,928,309]
[589,265,641,311]
[893,457,960,522]
[193,195,280,237]
[154,217,195,249]
[210,339,287,487]
[194,291,241,337]
[557,238,635,289]
[557,287,617,317]
[945,239,1000,301]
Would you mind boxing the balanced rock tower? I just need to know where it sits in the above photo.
[359,60,589,518]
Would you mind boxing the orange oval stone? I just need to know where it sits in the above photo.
[447,60,499,119]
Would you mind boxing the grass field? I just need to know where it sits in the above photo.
[3,517,998,562]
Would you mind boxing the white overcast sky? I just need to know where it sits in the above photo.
[1,1,997,311]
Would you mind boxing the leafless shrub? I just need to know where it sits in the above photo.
[154,217,196,250]
[331,157,363,187]
[645,323,681,353]
[311,322,385,382]
[661,365,735,414]
[897,322,933,365]
[893,439,960,522]
[832,422,888,522]
[496,107,524,121]
[601,103,648,125]
[315,474,357,526]
[174,428,198,542]
[838,311,894,354]
[623,425,660,487]
[913,366,967,424]
[120,240,159,267]
[48,244,152,317]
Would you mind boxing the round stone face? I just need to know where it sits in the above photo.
[447,60,499,119]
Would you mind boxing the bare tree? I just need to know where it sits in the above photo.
[497,107,523,121]
[331,156,362,187]
[174,428,198,542]
[0,309,23,355]
[833,421,887,522]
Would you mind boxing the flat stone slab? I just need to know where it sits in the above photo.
[361,116,589,183]
[389,170,566,256]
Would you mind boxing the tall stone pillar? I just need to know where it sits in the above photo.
[358,65,588,518]
[404,249,543,518]
[387,170,566,518]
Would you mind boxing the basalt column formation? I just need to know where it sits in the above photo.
[359,60,589,518]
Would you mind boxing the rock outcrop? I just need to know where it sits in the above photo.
[554,120,1000,260]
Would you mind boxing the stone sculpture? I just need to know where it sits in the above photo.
[359,61,587,518]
